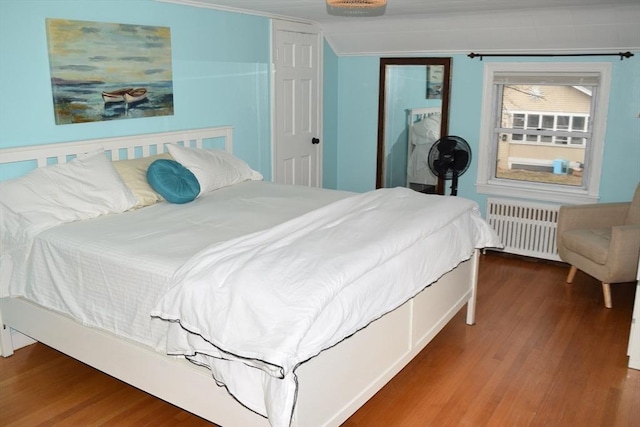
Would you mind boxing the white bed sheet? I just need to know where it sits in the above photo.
[6,181,353,349]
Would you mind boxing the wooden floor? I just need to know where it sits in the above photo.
[1,252,638,426]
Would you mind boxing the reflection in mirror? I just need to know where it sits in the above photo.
[407,106,442,193]
[376,58,451,194]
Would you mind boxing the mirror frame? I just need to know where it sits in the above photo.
[376,57,452,194]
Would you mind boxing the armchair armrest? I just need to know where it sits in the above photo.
[607,224,640,280]
[558,202,630,234]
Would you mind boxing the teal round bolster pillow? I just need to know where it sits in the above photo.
[146,159,201,204]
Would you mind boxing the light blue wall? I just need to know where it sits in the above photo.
[2,0,638,208]
[336,56,379,192]
[336,54,640,210]
[322,40,339,189]
[0,0,272,179]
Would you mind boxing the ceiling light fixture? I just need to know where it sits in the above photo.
[326,0,387,17]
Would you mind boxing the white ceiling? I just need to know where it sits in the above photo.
[160,0,640,55]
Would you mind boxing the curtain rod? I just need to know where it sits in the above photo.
[468,51,634,61]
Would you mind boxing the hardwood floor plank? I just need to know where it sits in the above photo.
[1,253,638,426]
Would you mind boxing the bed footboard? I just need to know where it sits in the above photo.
[0,306,15,357]
[293,251,478,426]
[0,296,270,426]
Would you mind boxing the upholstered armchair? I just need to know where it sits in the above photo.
[557,184,640,308]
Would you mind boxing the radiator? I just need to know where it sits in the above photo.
[486,198,561,261]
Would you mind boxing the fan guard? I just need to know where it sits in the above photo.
[427,136,472,196]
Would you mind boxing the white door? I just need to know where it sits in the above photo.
[272,20,322,187]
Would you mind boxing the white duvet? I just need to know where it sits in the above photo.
[151,187,501,427]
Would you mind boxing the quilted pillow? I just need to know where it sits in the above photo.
[167,144,263,195]
[146,159,201,204]
[113,153,172,208]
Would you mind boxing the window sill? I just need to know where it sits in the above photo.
[476,181,599,205]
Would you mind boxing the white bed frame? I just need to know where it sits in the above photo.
[408,106,441,127]
[0,126,479,427]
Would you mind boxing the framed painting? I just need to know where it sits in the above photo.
[426,65,444,99]
[46,18,174,125]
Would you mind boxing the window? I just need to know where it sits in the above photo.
[476,62,611,204]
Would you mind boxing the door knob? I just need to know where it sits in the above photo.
[311,137,320,145]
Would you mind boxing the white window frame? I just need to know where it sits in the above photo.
[476,62,611,204]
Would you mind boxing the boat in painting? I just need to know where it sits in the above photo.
[123,88,147,104]
[102,88,133,103]
[102,87,147,105]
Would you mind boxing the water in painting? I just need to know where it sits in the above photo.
[51,80,174,124]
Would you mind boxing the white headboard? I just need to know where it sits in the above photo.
[408,107,441,127]
[0,126,233,169]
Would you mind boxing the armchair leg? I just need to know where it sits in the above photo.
[566,265,578,283]
[602,282,612,309]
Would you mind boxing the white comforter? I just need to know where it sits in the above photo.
[151,187,501,427]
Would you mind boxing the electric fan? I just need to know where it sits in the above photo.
[427,136,472,196]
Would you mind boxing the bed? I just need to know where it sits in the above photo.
[0,126,501,427]
[407,107,441,192]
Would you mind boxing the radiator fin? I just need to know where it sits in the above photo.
[486,198,561,261]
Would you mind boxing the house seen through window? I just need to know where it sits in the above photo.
[497,84,591,186]
[477,62,611,204]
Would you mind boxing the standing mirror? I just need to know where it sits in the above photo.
[376,57,451,194]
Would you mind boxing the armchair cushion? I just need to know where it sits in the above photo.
[562,227,610,265]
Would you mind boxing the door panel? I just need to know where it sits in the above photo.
[283,79,294,134]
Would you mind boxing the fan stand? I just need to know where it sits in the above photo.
[450,171,459,196]
[437,170,458,196]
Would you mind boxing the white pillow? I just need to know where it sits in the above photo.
[0,150,137,240]
[167,144,263,195]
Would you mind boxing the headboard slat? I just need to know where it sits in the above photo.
[408,107,441,127]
